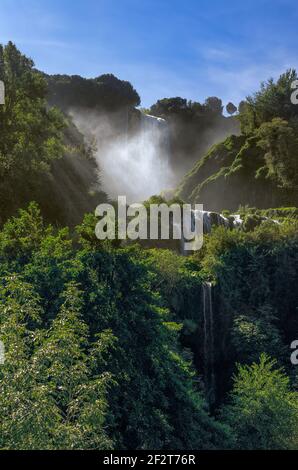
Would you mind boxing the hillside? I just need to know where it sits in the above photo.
[0,42,110,227]
[176,71,298,211]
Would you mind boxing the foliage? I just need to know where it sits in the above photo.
[0,205,231,450]
[0,42,107,227]
[46,73,141,111]
[226,102,237,115]
[0,274,114,449]
[176,70,298,210]
[222,355,298,449]
[238,69,298,134]
[149,96,238,174]
[0,42,65,222]
[255,117,298,188]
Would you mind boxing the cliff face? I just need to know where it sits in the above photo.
[176,133,298,211]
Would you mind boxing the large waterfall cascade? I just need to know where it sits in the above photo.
[117,110,174,202]
[76,108,175,203]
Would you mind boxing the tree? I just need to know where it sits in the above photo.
[0,202,45,264]
[256,117,298,189]
[204,97,223,115]
[46,73,141,111]
[226,102,237,115]
[0,42,65,220]
[222,354,298,449]
[239,69,298,133]
[33,282,113,449]
[0,276,61,449]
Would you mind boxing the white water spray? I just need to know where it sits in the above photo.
[70,108,175,203]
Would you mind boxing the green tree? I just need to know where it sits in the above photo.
[239,69,298,134]
[226,102,237,115]
[0,276,61,449]
[33,282,113,449]
[74,244,230,450]
[204,96,223,115]
[222,354,298,449]
[0,42,65,221]
[256,117,298,188]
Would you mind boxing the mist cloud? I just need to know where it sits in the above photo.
[70,108,175,203]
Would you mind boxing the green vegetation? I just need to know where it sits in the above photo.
[176,70,298,210]
[148,96,239,175]
[0,204,232,450]
[46,73,140,112]
[0,43,297,450]
[0,202,297,449]
[0,42,106,227]
[222,355,298,449]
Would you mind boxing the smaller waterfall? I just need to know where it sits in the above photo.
[0,80,4,105]
[193,210,230,234]
[202,282,215,403]
[0,340,4,364]
[231,214,243,228]
[180,210,230,254]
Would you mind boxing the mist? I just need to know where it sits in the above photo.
[70,108,176,204]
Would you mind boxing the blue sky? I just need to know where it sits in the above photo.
[1,0,297,107]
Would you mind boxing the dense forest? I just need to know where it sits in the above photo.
[0,42,297,450]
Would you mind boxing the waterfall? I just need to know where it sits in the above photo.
[0,81,4,105]
[139,112,171,160]
[202,282,215,403]
[109,110,173,202]
[193,210,230,234]
[139,112,168,130]
[180,210,230,254]
[231,214,243,228]
[0,340,4,364]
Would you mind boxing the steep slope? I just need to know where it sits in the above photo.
[176,133,298,211]
[176,71,298,211]
[34,119,107,226]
